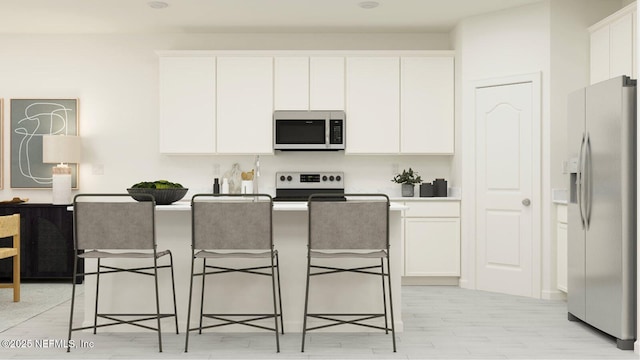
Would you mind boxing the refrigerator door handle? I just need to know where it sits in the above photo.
[585,133,592,229]
[578,132,586,228]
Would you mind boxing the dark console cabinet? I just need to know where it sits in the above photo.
[0,203,82,283]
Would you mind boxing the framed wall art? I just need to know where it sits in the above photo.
[10,99,78,189]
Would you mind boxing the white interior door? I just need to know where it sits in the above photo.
[475,80,538,298]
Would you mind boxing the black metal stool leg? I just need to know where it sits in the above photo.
[276,253,284,334]
[301,256,312,352]
[67,255,78,353]
[386,256,396,352]
[153,256,163,352]
[199,258,206,334]
[381,258,389,334]
[185,254,196,352]
[169,252,179,334]
[93,258,101,334]
[270,251,280,353]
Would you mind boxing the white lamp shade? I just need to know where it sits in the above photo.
[42,135,82,164]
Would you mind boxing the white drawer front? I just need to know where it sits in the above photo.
[404,201,460,218]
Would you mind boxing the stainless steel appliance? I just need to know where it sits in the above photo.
[274,171,344,201]
[273,110,345,151]
[566,75,636,350]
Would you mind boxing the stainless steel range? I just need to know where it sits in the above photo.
[274,171,345,202]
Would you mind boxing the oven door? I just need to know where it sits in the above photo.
[274,119,327,150]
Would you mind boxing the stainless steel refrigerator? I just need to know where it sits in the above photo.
[567,75,636,350]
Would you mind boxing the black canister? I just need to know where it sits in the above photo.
[213,178,220,194]
[433,178,447,197]
[420,183,435,197]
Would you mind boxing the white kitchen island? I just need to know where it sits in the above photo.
[79,201,405,333]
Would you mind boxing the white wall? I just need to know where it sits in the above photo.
[0,33,452,202]
[454,0,627,298]
[454,1,551,293]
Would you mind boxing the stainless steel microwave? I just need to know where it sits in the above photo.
[273,110,345,151]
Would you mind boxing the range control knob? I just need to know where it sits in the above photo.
[329,175,335,181]
[287,175,293,181]
[322,175,328,181]
[279,175,286,181]
[336,175,341,181]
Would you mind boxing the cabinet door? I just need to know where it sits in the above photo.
[400,56,454,154]
[159,56,216,154]
[609,12,634,79]
[556,204,568,292]
[310,57,345,110]
[590,26,610,84]
[274,57,309,110]
[404,217,460,276]
[346,57,400,154]
[216,57,274,154]
[557,222,568,292]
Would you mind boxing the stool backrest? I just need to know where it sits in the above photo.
[73,194,156,251]
[308,194,389,250]
[192,194,273,250]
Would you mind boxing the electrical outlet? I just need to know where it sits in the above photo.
[213,163,220,176]
[392,163,399,176]
[92,163,104,175]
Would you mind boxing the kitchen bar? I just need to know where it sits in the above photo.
[78,201,406,333]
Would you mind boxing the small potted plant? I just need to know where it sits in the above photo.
[392,168,422,197]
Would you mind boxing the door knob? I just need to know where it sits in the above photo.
[522,198,531,206]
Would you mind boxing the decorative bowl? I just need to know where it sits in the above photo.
[127,188,188,205]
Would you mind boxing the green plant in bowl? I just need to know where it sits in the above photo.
[128,180,188,205]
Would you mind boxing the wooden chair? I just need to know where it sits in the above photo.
[0,214,20,302]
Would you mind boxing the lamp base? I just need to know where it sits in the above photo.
[52,166,72,205]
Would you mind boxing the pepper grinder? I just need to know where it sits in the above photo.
[213,178,220,194]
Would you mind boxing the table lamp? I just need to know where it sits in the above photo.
[42,135,81,205]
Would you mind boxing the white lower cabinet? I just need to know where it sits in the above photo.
[556,204,568,292]
[403,201,460,277]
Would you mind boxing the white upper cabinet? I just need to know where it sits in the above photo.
[609,11,634,78]
[590,3,636,84]
[159,56,216,154]
[157,50,455,155]
[310,57,345,110]
[216,56,274,154]
[274,57,309,110]
[400,56,454,154]
[590,26,610,84]
[346,56,400,154]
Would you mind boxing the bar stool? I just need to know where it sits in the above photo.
[185,193,283,353]
[67,194,178,352]
[301,193,396,352]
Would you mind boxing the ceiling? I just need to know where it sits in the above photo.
[0,0,545,34]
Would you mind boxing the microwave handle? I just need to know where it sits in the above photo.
[325,116,330,148]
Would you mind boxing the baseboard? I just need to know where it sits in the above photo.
[401,276,459,286]
[458,278,472,289]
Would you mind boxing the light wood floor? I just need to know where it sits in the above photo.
[0,285,637,359]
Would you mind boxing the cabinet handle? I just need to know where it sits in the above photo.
[522,198,531,206]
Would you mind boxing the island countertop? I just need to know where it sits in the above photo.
[155,200,408,212]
